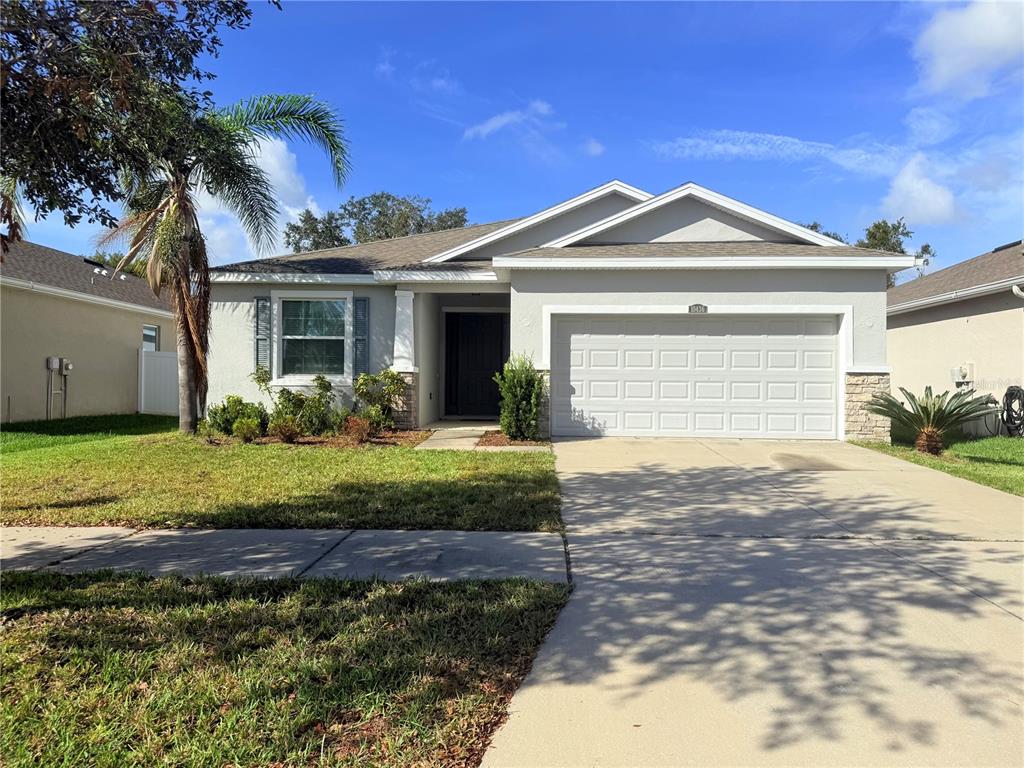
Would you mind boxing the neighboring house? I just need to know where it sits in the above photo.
[887,240,1024,432]
[209,181,917,440]
[0,241,175,423]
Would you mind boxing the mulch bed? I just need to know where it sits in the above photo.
[478,430,550,447]
[206,430,433,448]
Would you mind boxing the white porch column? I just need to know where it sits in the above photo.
[393,289,416,371]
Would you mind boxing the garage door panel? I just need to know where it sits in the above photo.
[552,314,838,439]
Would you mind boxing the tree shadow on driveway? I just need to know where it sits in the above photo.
[533,464,1023,757]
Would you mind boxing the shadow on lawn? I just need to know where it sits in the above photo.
[1,573,567,766]
[537,463,1024,754]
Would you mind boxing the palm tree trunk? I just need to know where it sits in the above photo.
[176,320,199,433]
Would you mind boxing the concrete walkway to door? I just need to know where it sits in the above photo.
[484,438,1023,767]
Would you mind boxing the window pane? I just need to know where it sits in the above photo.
[282,300,345,337]
[282,339,345,375]
[142,324,159,352]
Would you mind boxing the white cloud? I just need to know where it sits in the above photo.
[653,129,901,176]
[913,1,1024,100]
[904,107,956,147]
[882,154,958,225]
[375,47,396,79]
[463,100,554,140]
[582,138,606,157]
[197,137,320,265]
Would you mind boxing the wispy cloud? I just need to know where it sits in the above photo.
[913,0,1024,101]
[652,129,901,176]
[374,47,396,79]
[410,60,462,95]
[882,153,957,225]
[463,100,553,140]
[582,138,606,157]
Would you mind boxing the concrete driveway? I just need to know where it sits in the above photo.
[484,439,1023,767]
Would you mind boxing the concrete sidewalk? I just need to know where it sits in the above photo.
[1,527,569,583]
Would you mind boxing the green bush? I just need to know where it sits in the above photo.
[250,367,339,437]
[493,354,543,441]
[207,395,268,436]
[360,404,389,435]
[353,370,406,429]
[268,415,300,443]
[232,417,260,443]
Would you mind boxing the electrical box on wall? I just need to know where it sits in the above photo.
[60,358,74,375]
[950,362,975,387]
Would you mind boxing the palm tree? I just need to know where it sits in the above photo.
[866,386,997,454]
[103,94,349,432]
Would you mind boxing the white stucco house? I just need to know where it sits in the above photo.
[208,181,917,440]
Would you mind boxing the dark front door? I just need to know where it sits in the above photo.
[445,312,509,417]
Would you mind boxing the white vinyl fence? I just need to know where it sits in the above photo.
[138,350,179,415]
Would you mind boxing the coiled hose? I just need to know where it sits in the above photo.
[1002,385,1024,437]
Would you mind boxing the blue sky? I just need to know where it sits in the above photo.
[32,1,1024,277]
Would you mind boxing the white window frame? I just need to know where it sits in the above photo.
[142,324,160,352]
[270,290,353,386]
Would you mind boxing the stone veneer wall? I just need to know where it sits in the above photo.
[393,371,419,429]
[845,372,891,441]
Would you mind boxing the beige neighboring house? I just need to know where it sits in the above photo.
[0,240,176,423]
[208,180,918,441]
[887,240,1024,431]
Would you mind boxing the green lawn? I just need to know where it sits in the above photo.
[855,436,1024,496]
[1,415,562,531]
[0,571,568,767]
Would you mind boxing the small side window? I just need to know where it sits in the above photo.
[142,324,160,352]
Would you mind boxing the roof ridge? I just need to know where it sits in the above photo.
[254,218,522,262]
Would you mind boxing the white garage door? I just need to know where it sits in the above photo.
[551,314,838,438]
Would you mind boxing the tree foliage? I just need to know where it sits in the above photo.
[86,250,147,279]
[856,218,935,286]
[0,0,254,233]
[107,93,348,432]
[800,221,848,243]
[283,192,468,252]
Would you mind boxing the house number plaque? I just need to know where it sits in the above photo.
[688,303,708,314]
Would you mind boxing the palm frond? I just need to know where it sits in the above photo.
[223,94,351,187]
[194,123,280,255]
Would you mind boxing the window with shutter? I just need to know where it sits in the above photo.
[353,296,369,378]
[254,296,270,370]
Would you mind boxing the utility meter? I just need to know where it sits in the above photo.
[60,358,74,375]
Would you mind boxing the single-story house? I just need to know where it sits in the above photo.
[887,240,1023,431]
[208,181,918,440]
[0,241,175,423]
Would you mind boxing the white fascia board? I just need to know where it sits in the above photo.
[543,182,846,248]
[1,276,174,318]
[422,180,653,264]
[886,276,1024,315]
[492,255,918,270]
[372,270,501,282]
[210,272,378,284]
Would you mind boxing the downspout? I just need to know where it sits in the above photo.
[1011,284,1024,300]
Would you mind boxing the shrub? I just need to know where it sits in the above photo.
[344,415,372,443]
[268,415,300,444]
[195,419,218,444]
[360,404,389,436]
[493,354,544,441]
[296,375,337,436]
[233,417,260,443]
[354,370,406,429]
[207,395,268,436]
[866,386,998,455]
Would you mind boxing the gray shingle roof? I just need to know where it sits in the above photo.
[212,219,521,275]
[888,240,1024,307]
[0,240,173,312]
[500,242,900,259]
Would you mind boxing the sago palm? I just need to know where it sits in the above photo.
[103,94,349,431]
[866,386,997,454]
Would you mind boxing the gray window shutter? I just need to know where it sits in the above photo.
[254,296,271,371]
[353,296,369,378]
